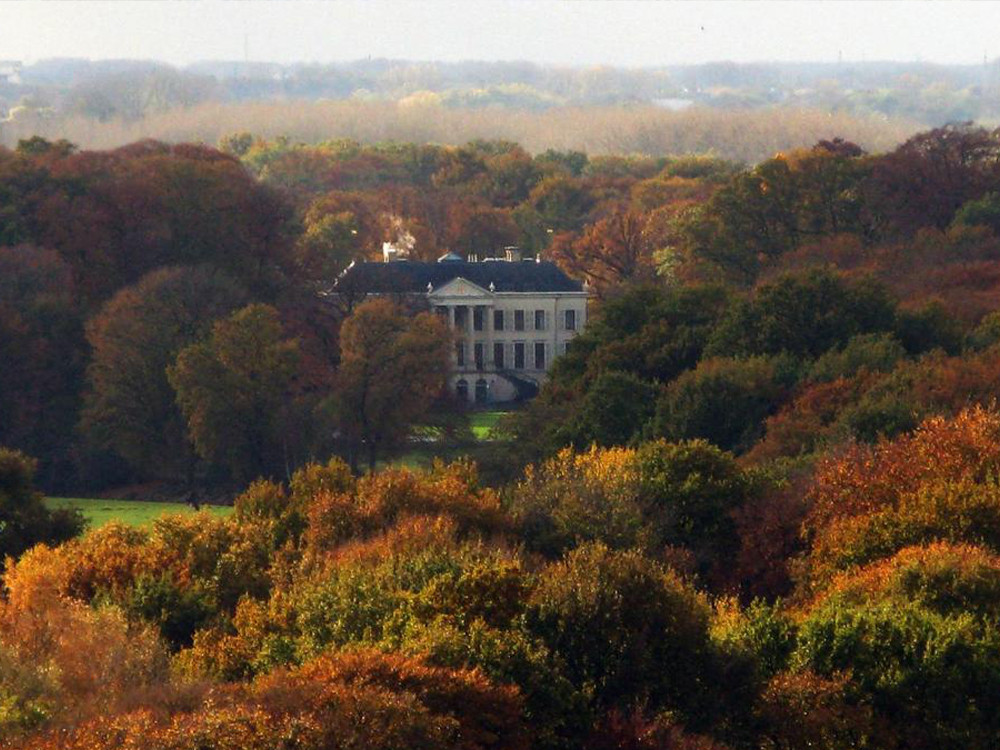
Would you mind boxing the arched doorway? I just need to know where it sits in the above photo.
[455,378,469,402]
[475,378,489,404]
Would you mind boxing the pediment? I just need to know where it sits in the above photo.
[428,276,492,298]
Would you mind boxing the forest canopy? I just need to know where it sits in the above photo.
[7,120,1000,747]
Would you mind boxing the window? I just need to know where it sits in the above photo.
[456,342,465,367]
[514,309,525,331]
[534,342,546,370]
[455,379,468,401]
[493,309,504,331]
[474,342,485,371]
[564,309,577,331]
[493,342,505,369]
[473,306,484,332]
[534,309,546,331]
[454,306,468,329]
[514,342,525,369]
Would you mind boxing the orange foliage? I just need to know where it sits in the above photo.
[0,543,169,729]
[304,462,510,558]
[806,405,1000,531]
[797,407,1000,591]
[807,541,1000,616]
[746,373,881,462]
[11,650,527,750]
[757,671,886,750]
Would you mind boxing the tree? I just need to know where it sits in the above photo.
[562,371,659,448]
[549,208,657,296]
[525,543,716,725]
[168,304,300,482]
[866,123,1000,238]
[328,299,451,472]
[445,202,520,255]
[632,439,753,580]
[0,246,85,490]
[81,266,246,482]
[649,356,789,453]
[795,543,1000,748]
[705,269,897,359]
[0,448,84,560]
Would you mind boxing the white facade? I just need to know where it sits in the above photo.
[428,277,588,404]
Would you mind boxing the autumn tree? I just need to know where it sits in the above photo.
[0,141,294,305]
[549,208,658,296]
[327,299,450,472]
[866,123,1000,238]
[168,304,300,482]
[81,266,246,482]
[445,202,520,255]
[296,190,385,277]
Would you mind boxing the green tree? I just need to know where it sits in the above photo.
[633,439,753,577]
[705,269,897,359]
[795,544,1000,748]
[525,543,715,724]
[649,356,789,453]
[168,304,300,482]
[0,448,84,560]
[562,370,659,448]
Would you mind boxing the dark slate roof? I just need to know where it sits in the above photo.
[334,260,585,294]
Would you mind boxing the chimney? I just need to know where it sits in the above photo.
[504,246,522,262]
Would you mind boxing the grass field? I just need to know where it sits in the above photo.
[46,497,233,529]
[46,413,507,529]
[470,411,505,439]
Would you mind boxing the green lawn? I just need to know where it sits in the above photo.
[470,410,505,439]
[47,415,508,527]
[46,497,233,529]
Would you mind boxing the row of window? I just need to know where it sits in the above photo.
[456,341,558,371]
[445,307,577,332]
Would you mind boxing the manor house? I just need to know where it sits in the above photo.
[333,247,589,404]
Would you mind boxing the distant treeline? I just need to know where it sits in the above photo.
[0,101,914,163]
[5,56,1000,118]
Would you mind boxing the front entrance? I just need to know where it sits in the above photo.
[475,378,489,404]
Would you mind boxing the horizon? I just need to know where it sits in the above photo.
[4,1,1000,68]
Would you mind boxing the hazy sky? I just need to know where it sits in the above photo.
[3,1,1000,68]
